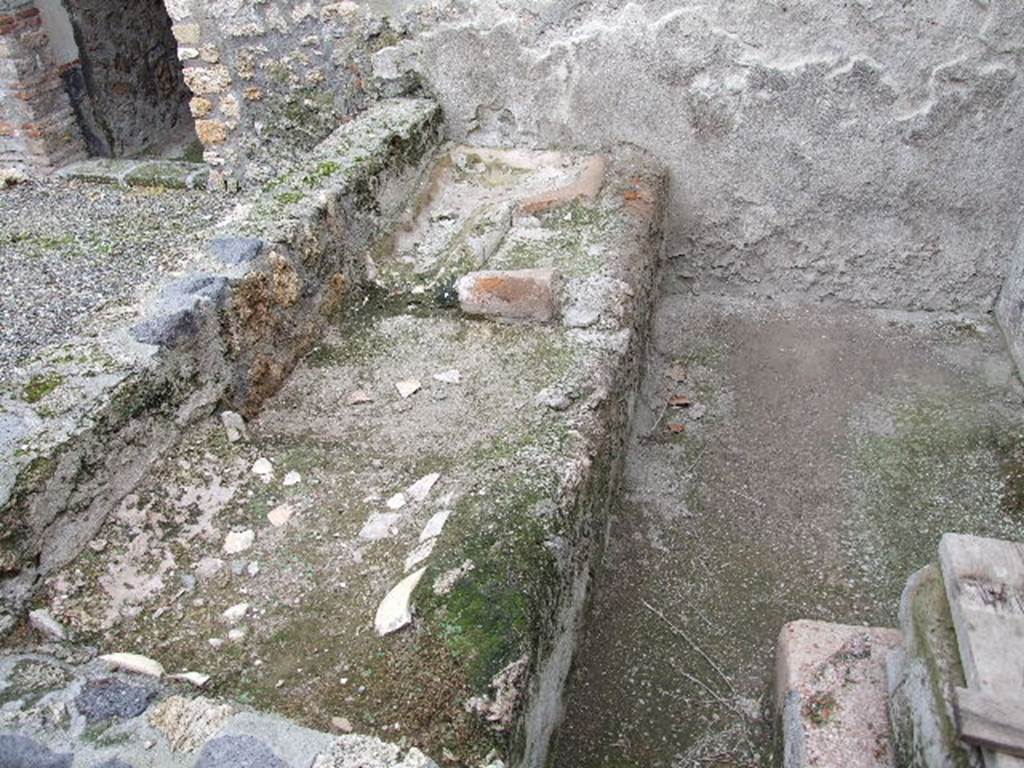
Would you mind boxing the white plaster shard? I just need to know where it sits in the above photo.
[405,540,436,572]
[221,602,250,624]
[100,653,165,678]
[223,529,255,554]
[267,503,294,527]
[360,512,401,541]
[168,671,211,688]
[433,369,462,384]
[407,473,441,502]
[396,379,422,399]
[251,457,273,479]
[419,510,451,543]
[374,568,427,636]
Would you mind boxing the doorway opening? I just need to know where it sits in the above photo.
[60,0,199,160]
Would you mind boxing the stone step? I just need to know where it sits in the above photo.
[0,99,445,623]
[57,158,210,190]
[29,144,667,766]
[776,619,902,768]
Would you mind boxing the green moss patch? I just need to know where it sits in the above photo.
[847,390,1024,614]
[23,373,64,403]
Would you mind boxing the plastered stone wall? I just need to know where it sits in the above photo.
[368,0,1024,313]
[0,0,85,170]
[61,0,194,157]
[162,0,430,188]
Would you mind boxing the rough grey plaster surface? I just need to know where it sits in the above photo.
[371,0,1024,312]
[997,228,1024,379]
[62,0,195,157]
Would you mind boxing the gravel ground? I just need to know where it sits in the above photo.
[0,178,234,372]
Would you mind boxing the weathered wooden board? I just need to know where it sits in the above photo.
[956,687,1024,758]
[940,533,1024,768]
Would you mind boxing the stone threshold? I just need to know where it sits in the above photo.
[57,159,210,191]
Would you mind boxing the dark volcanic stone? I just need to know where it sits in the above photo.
[0,735,72,768]
[209,237,264,266]
[74,678,156,723]
[193,736,288,768]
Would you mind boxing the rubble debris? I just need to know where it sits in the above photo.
[221,411,248,443]
[28,609,68,641]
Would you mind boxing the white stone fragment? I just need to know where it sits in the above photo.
[195,557,224,580]
[100,653,165,678]
[251,458,273,480]
[407,473,441,502]
[267,504,294,528]
[28,609,67,641]
[223,529,255,554]
[0,168,28,187]
[374,568,427,636]
[228,628,247,642]
[404,540,436,572]
[220,411,247,442]
[168,671,211,688]
[331,716,354,734]
[386,493,407,511]
[395,379,421,399]
[433,369,462,385]
[347,390,374,405]
[283,471,302,487]
[221,603,250,624]
[419,510,451,543]
[360,513,401,541]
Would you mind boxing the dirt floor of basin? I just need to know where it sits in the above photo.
[552,293,1024,768]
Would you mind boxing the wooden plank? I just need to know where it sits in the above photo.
[939,533,1024,767]
[956,687,1024,759]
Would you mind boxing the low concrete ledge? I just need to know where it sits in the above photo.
[204,97,444,413]
[0,98,445,624]
[25,143,667,767]
[0,313,229,616]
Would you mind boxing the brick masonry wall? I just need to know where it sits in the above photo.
[0,0,85,170]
